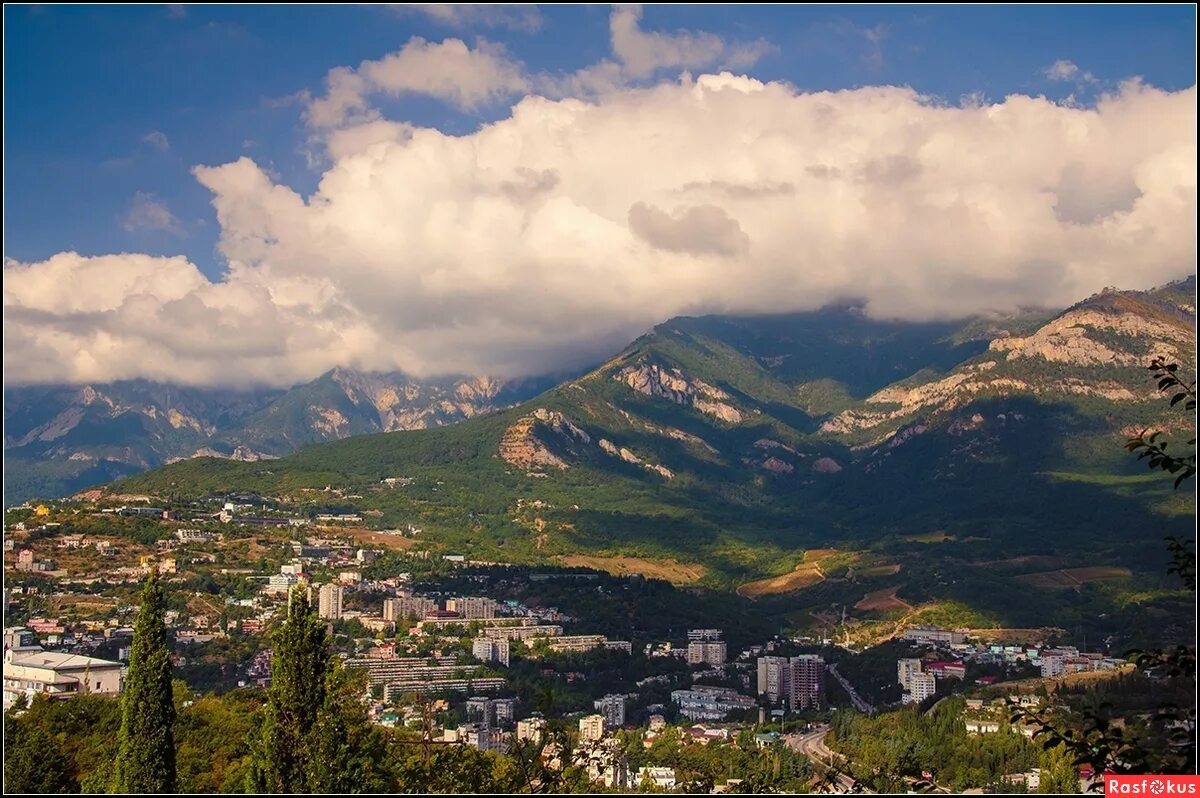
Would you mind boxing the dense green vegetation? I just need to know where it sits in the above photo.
[827,698,1041,792]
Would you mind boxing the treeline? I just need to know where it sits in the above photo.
[826,698,1060,793]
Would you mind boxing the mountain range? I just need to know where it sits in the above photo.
[15,275,1197,647]
[3,369,565,504]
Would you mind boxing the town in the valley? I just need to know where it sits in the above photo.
[4,494,1136,793]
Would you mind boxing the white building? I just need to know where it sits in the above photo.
[445,597,497,619]
[473,637,511,667]
[638,767,677,790]
[3,638,123,709]
[907,672,937,704]
[688,629,723,641]
[671,686,757,721]
[1040,654,1066,678]
[317,583,343,620]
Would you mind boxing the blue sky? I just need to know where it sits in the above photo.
[4,4,1195,280]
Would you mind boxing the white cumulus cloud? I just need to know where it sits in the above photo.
[4,74,1195,387]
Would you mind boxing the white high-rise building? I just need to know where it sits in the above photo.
[317,583,343,620]
[908,672,937,703]
[688,629,723,641]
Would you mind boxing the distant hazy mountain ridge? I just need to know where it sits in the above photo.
[3,370,559,503]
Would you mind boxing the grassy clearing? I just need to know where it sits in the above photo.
[736,548,846,597]
[554,554,707,584]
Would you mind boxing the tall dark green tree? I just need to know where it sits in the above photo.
[247,588,333,792]
[111,567,177,793]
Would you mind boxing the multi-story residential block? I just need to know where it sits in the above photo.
[579,713,606,741]
[359,617,395,634]
[790,654,825,710]
[467,696,495,728]
[671,686,758,721]
[757,656,792,703]
[594,694,627,727]
[481,623,562,641]
[445,597,497,619]
[897,658,923,691]
[545,635,608,654]
[175,528,218,543]
[516,716,547,743]
[346,654,505,697]
[266,573,299,594]
[908,672,937,703]
[687,629,723,641]
[575,738,630,788]
[317,583,343,620]
[383,596,438,622]
[1040,654,1066,678]
[473,637,511,667]
[494,697,516,727]
[687,640,727,667]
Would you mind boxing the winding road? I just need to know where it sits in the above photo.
[784,725,863,793]
[785,724,952,794]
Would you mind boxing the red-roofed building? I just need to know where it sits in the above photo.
[926,661,966,680]
[975,675,999,685]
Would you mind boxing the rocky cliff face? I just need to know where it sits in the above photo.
[820,289,1194,442]
[616,363,744,423]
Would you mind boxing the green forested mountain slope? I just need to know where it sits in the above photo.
[111,281,1195,603]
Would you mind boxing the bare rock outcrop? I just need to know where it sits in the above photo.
[615,363,743,423]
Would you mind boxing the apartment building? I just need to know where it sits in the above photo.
[317,583,343,620]
[687,640,727,667]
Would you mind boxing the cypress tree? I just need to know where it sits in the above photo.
[248,587,332,792]
[111,567,177,793]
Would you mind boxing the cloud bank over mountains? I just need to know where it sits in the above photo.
[4,8,1196,387]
